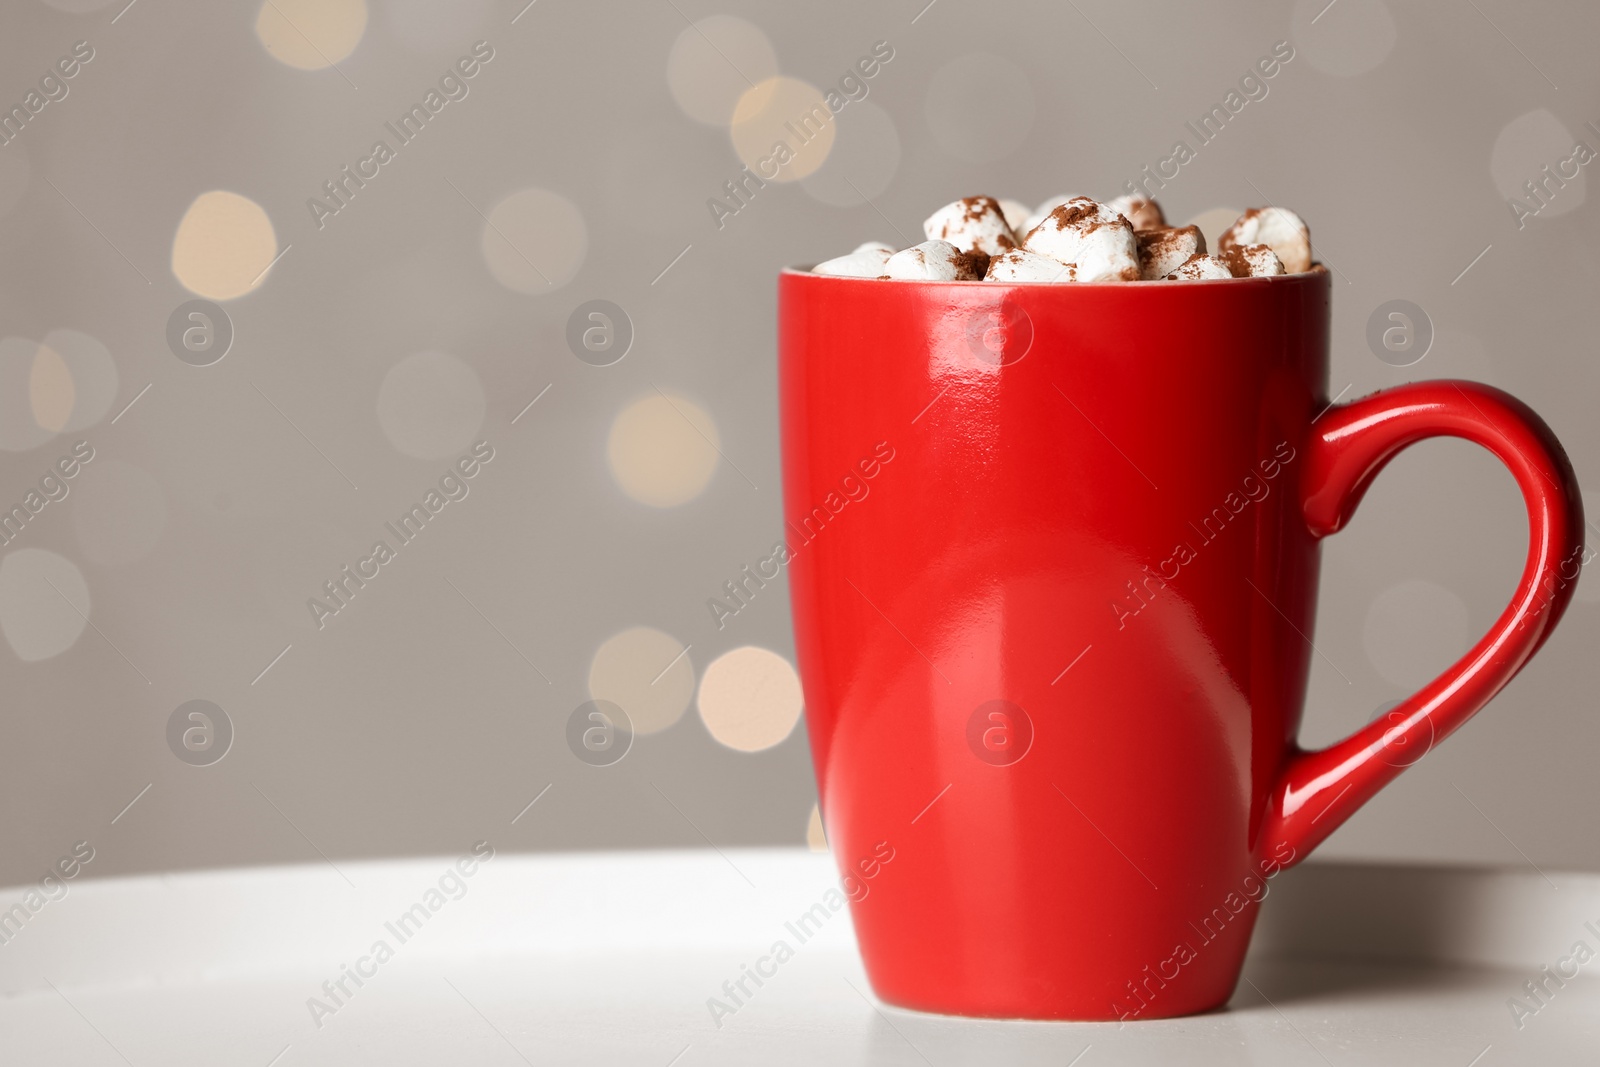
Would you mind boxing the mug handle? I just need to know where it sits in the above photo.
[1258,380,1586,864]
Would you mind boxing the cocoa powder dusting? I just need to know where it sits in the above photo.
[952,248,991,279]
[959,196,1002,225]
[1135,227,1178,271]
[1168,252,1210,279]
[1218,246,1253,278]
[1051,200,1097,229]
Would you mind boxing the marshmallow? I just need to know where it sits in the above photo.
[1021,193,1079,239]
[1136,225,1205,281]
[1022,198,1140,283]
[1220,243,1285,278]
[1165,254,1233,281]
[983,247,1075,283]
[883,240,987,281]
[826,195,1315,284]
[923,196,1018,256]
[1218,207,1311,274]
[1107,194,1167,231]
[812,243,893,277]
[996,198,1032,235]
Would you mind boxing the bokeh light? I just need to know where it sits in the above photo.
[730,76,835,182]
[807,804,827,851]
[44,329,118,433]
[377,351,486,460]
[29,343,73,433]
[800,101,901,207]
[607,392,720,508]
[0,338,54,452]
[1490,109,1585,220]
[384,0,490,56]
[697,645,804,752]
[172,191,280,301]
[256,0,368,71]
[588,626,695,735]
[0,549,89,662]
[667,15,778,126]
[0,334,114,452]
[1292,0,1397,78]
[480,188,587,294]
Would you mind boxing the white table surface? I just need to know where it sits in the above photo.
[1,848,1596,1065]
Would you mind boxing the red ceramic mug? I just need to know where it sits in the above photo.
[778,266,1584,1021]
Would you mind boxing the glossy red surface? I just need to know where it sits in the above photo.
[778,268,1583,1021]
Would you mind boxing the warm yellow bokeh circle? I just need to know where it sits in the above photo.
[588,626,695,735]
[29,344,73,433]
[172,191,279,301]
[807,804,828,851]
[256,0,368,71]
[607,392,721,508]
[697,645,805,752]
[0,331,118,452]
[730,76,836,183]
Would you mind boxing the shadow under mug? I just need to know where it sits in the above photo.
[778,266,1584,1021]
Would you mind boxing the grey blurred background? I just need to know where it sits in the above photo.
[0,0,1596,888]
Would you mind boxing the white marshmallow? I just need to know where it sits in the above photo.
[1022,197,1140,283]
[1218,207,1311,273]
[1136,225,1205,280]
[812,243,893,277]
[923,196,1018,256]
[1165,254,1233,281]
[1106,194,1166,231]
[983,247,1075,283]
[996,199,1032,235]
[884,240,982,281]
[1222,243,1285,277]
[1021,193,1078,240]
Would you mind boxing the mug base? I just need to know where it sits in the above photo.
[867,973,1236,1023]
